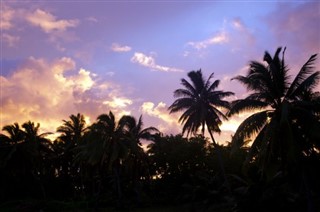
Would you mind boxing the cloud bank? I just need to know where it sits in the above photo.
[0,57,133,135]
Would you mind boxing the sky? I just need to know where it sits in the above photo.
[1,0,320,144]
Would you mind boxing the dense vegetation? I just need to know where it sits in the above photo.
[1,48,319,211]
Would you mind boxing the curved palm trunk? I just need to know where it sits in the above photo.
[208,130,231,193]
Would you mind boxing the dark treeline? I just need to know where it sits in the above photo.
[1,48,320,211]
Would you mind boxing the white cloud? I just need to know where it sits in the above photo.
[26,9,79,33]
[131,52,184,72]
[187,31,228,50]
[1,33,20,47]
[103,97,132,109]
[111,43,132,52]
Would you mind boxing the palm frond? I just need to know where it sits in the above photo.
[231,110,269,150]
[173,88,194,98]
[286,54,318,98]
[188,70,205,93]
[168,97,194,113]
[228,99,268,116]
[207,79,219,92]
[180,78,196,94]
[289,72,320,100]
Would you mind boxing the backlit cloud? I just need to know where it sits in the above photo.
[140,101,181,134]
[131,52,184,72]
[187,31,229,50]
[103,97,132,109]
[265,2,320,62]
[0,57,132,136]
[26,9,79,33]
[111,43,132,52]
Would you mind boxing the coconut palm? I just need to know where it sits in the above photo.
[169,70,234,192]
[122,115,159,146]
[0,123,24,145]
[228,47,320,175]
[57,113,88,148]
[168,69,234,146]
[74,111,131,207]
[120,115,159,203]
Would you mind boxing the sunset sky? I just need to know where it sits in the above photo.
[1,0,320,144]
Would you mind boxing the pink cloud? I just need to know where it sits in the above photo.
[265,2,320,59]
[26,9,79,33]
[0,5,14,30]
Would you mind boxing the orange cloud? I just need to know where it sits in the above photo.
[0,57,132,137]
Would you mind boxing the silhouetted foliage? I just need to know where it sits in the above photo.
[0,48,319,211]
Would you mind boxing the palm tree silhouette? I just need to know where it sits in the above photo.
[169,69,234,191]
[57,113,88,148]
[228,47,320,175]
[120,115,159,204]
[168,69,234,146]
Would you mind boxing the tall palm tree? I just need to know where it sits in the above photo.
[169,70,234,192]
[75,111,130,207]
[55,113,88,176]
[168,69,234,146]
[228,47,320,174]
[120,115,159,203]
[54,113,88,199]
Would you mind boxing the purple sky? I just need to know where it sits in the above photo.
[1,1,320,143]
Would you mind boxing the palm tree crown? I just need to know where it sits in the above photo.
[228,47,320,173]
[168,69,234,145]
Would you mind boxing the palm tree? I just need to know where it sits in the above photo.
[55,113,87,173]
[75,111,131,207]
[54,113,88,198]
[0,121,52,199]
[122,115,159,146]
[0,123,24,145]
[0,123,25,169]
[120,115,159,203]
[168,69,234,146]
[57,113,88,148]
[228,47,320,175]
[168,70,234,192]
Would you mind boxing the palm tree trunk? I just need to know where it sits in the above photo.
[208,130,231,193]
